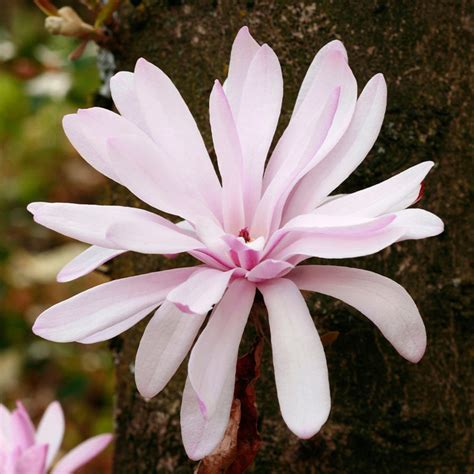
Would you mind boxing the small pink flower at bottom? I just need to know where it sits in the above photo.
[0,401,112,474]
[28,27,444,459]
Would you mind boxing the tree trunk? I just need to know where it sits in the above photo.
[104,1,472,472]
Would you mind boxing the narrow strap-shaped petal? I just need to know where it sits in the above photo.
[314,161,434,217]
[180,372,234,461]
[0,404,11,446]
[289,265,427,362]
[135,302,206,399]
[263,50,356,189]
[188,279,255,419]
[15,444,48,474]
[209,80,245,234]
[224,26,260,114]
[62,107,144,184]
[109,71,148,131]
[251,87,341,238]
[259,278,330,438]
[392,208,444,241]
[267,214,401,261]
[283,73,387,219]
[106,218,204,255]
[134,58,222,221]
[166,268,236,315]
[33,267,195,342]
[106,134,216,222]
[246,259,294,283]
[292,39,348,117]
[51,433,112,474]
[10,402,35,450]
[27,202,200,253]
[36,401,65,469]
[78,304,158,345]
[235,44,283,221]
[57,246,125,283]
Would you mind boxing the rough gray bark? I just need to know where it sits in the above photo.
[104,1,472,472]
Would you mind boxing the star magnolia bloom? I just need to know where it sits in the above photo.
[0,401,112,474]
[28,27,443,459]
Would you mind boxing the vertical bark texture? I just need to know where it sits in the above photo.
[106,1,472,472]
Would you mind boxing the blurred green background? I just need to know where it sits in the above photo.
[1,1,113,471]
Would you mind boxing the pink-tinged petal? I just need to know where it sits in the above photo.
[246,259,294,283]
[314,161,434,217]
[392,209,444,241]
[78,304,157,344]
[134,58,222,220]
[189,249,232,271]
[106,134,216,222]
[264,50,356,189]
[109,71,148,131]
[15,444,48,474]
[33,267,195,343]
[135,302,206,399]
[209,80,245,234]
[283,212,394,230]
[36,401,64,469]
[289,265,427,362]
[235,44,283,220]
[224,26,260,114]
[268,214,401,261]
[106,215,203,255]
[180,372,234,461]
[252,87,341,238]
[259,278,330,438]
[57,246,125,283]
[27,202,193,252]
[292,40,348,117]
[51,433,112,474]
[62,107,143,183]
[167,268,236,315]
[188,279,255,419]
[284,73,387,218]
[222,235,264,270]
[0,404,11,445]
[10,402,35,450]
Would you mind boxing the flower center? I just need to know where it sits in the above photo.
[238,227,251,243]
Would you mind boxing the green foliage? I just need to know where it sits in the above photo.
[0,4,112,469]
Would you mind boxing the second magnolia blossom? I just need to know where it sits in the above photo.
[0,401,111,474]
[29,27,443,459]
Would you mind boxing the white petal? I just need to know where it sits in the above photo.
[289,265,427,362]
[188,279,255,418]
[259,278,330,438]
[33,267,195,342]
[134,58,222,220]
[283,73,387,218]
[135,302,206,398]
[180,372,234,461]
[57,246,125,282]
[166,268,236,315]
[314,161,434,217]
[52,434,112,474]
[36,401,65,468]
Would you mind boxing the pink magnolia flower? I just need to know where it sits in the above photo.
[28,27,443,459]
[0,401,112,474]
